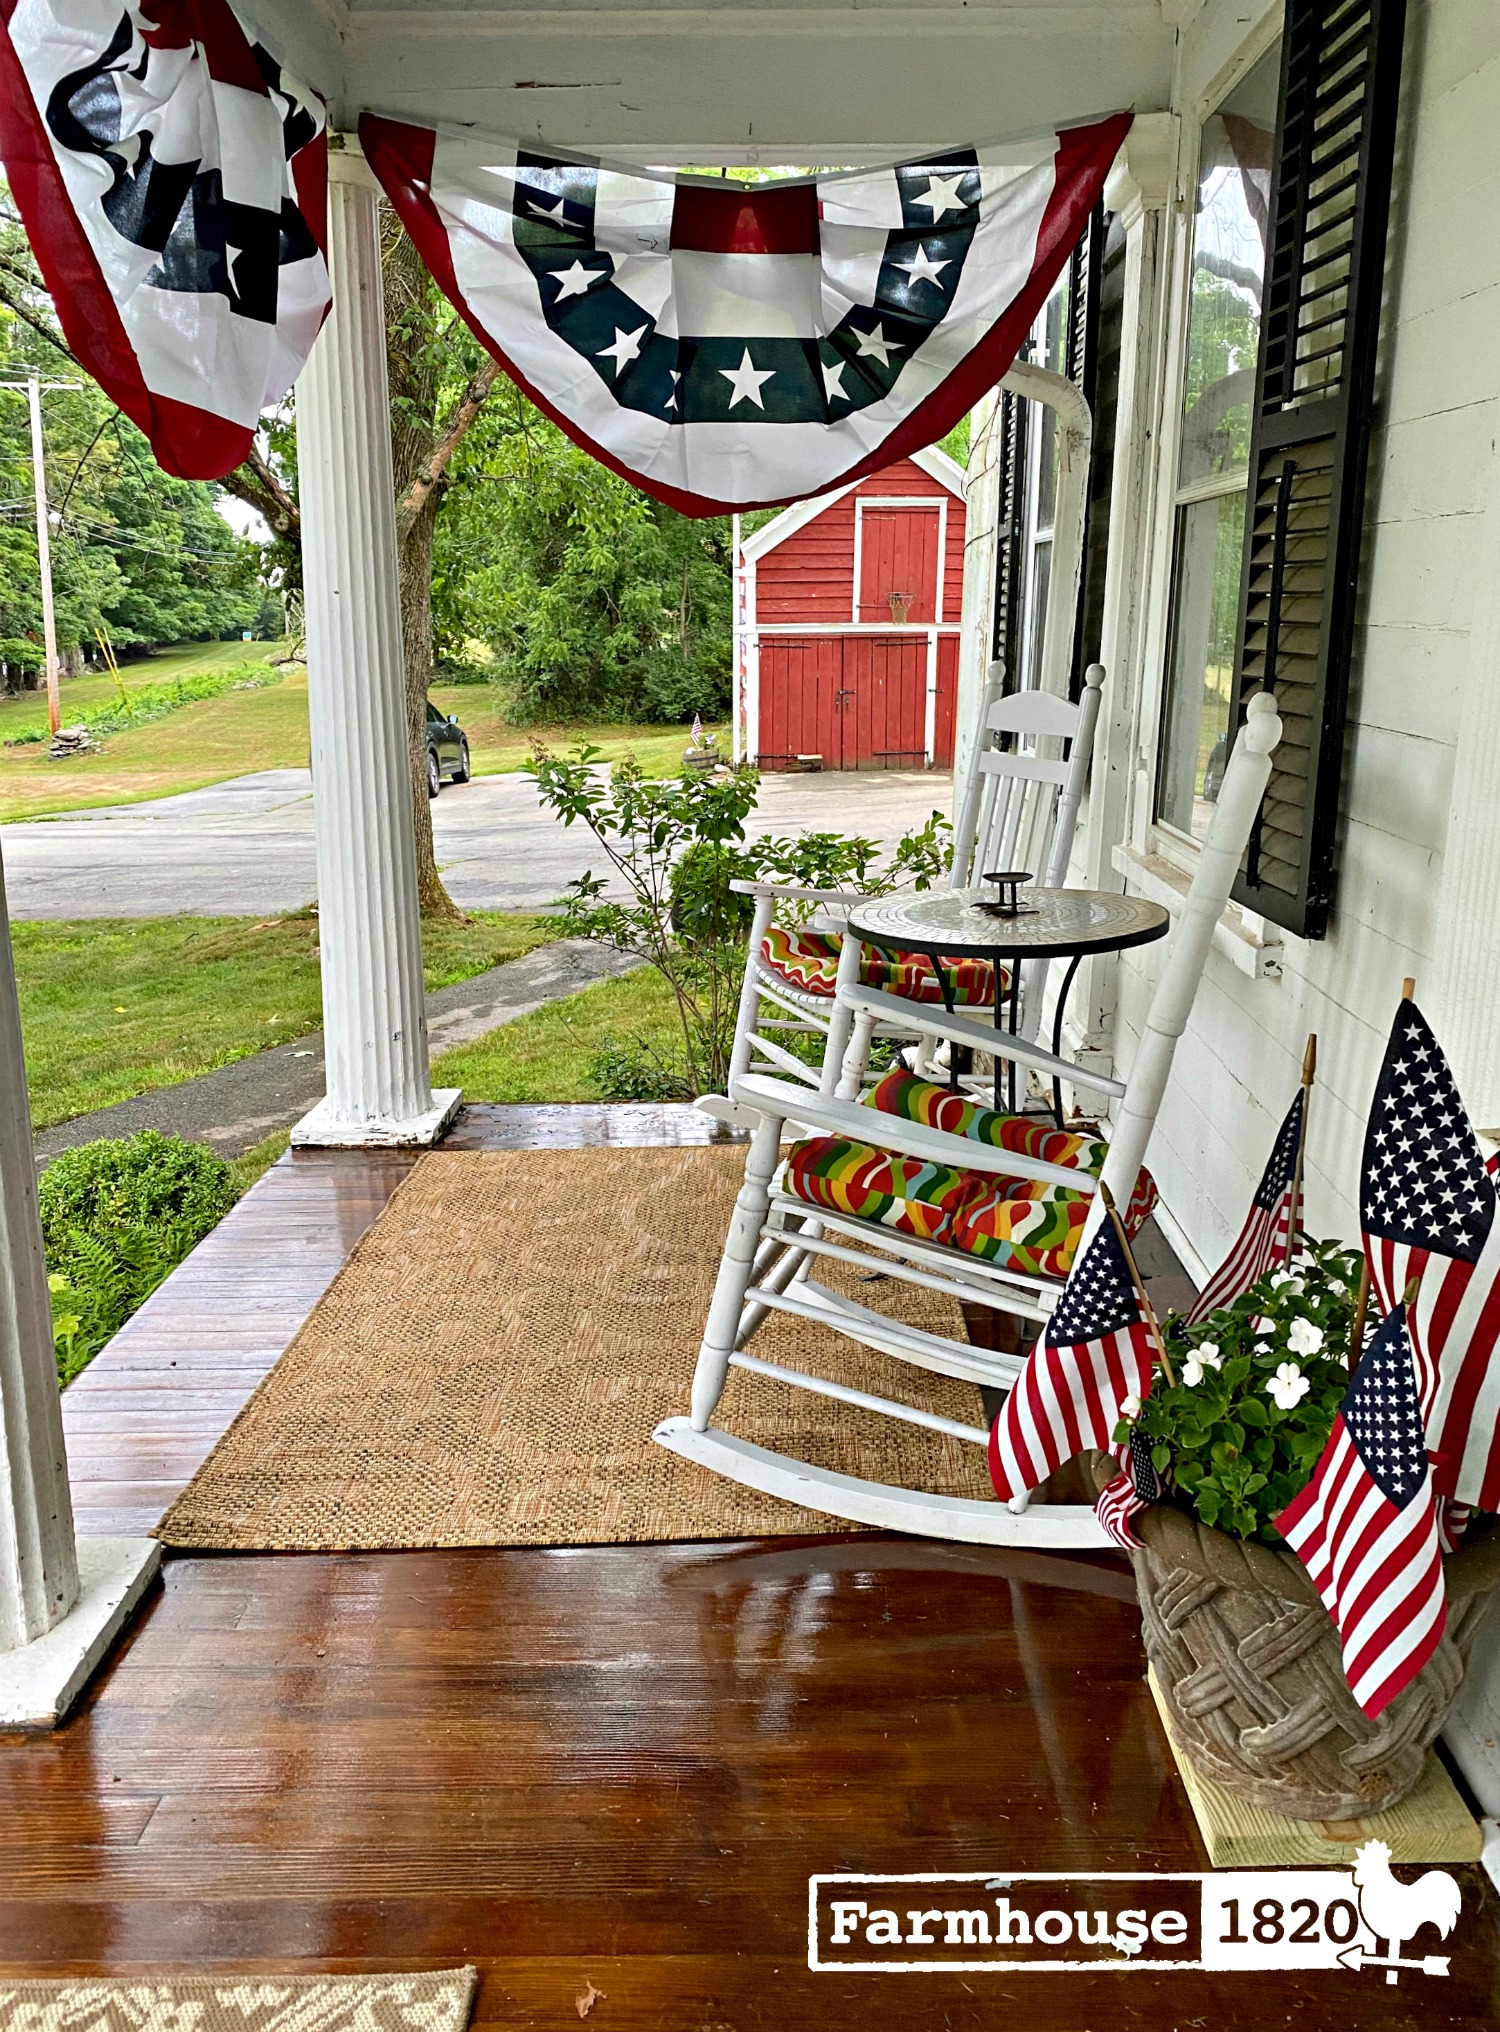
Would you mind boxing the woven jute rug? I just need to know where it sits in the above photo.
[157,1145,995,1551]
[0,1970,476,2032]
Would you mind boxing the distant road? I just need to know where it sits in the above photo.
[1,766,951,920]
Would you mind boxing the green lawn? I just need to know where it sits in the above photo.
[430,963,683,1102]
[17,909,553,1130]
[0,642,721,822]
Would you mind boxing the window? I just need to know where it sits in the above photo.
[1156,43,1280,844]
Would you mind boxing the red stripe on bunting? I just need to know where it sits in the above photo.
[361,108,1133,519]
[0,0,257,478]
[670,179,820,254]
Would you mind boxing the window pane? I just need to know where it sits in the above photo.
[1025,539,1052,690]
[1179,46,1278,488]
[1157,493,1245,841]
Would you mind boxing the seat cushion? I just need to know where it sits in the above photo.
[759,924,1002,1006]
[865,1070,1158,1235]
[782,1136,978,1246]
[780,1073,1161,1281]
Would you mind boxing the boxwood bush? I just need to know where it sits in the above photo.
[41,1132,238,1384]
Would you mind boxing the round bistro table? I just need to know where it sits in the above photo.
[846,885,1170,1120]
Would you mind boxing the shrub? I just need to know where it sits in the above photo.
[40,1132,239,1383]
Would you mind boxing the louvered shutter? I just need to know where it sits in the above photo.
[1069,204,1126,700]
[991,385,1026,692]
[1226,0,1407,939]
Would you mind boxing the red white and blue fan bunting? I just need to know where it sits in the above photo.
[0,0,330,478]
[361,110,1131,516]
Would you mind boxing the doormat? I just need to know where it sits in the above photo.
[157,1145,995,1550]
[0,1970,477,2032]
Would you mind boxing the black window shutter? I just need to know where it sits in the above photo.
[1226,0,1407,939]
[1069,204,1127,699]
[991,384,1026,693]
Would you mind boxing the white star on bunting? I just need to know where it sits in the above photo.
[596,324,648,373]
[914,173,969,222]
[550,260,607,300]
[664,368,682,411]
[893,244,951,291]
[719,348,775,410]
[854,323,902,368]
[821,359,849,405]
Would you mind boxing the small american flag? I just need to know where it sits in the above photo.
[1095,1426,1162,1548]
[1277,1301,1446,1720]
[1186,1088,1305,1325]
[989,1216,1157,1502]
[1361,999,1500,1508]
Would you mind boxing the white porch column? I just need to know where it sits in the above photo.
[291,145,458,1148]
[1067,112,1179,1061]
[953,386,1003,792]
[0,842,158,1726]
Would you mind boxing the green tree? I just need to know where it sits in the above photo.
[434,386,732,725]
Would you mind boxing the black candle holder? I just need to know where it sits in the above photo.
[977,869,1035,918]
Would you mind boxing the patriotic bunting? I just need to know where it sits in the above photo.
[0,0,330,479]
[360,109,1131,516]
[1186,1088,1305,1325]
[1360,998,1500,1510]
[989,1213,1156,1504]
[1277,1301,1446,1720]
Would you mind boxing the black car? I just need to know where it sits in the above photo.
[426,700,471,796]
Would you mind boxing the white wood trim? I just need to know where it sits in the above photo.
[751,622,960,635]
[738,441,967,570]
[924,626,938,765]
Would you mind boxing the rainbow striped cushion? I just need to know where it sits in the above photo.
[864,1070,1159,1236]
[759,925,1002,1006]
[782,1136,976,1245]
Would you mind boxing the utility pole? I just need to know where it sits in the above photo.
[0,375,81,739]
[26,371,59,736]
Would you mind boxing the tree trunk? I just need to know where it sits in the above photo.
[383,218,463,921]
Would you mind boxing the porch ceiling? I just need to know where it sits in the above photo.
[261,0,1177,153]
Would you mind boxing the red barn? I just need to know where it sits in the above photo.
[732,446,966,771]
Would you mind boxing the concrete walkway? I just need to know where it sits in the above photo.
[3,766,951,920]
[35,938,636,1162]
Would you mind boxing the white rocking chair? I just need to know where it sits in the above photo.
[725,661,1107,1104]
[657,692,1284,1549]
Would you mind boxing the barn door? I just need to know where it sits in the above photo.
[857,503,943,624]
[755,637,847,769]
[843,635,928,769]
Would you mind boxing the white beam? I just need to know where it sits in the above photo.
[0,840,157,1725]
[292,148,459,1147]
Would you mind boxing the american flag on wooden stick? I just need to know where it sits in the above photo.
[1361,998,1500,1509]
[1185,1087,1306,1325]
[988,1215,1157,1503]
[1095,1426,1162,1549]
[1276,1301,1446,1719]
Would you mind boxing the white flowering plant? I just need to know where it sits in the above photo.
[1114,1235,1365,1542]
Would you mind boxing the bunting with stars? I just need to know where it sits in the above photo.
[360,110,1131,516]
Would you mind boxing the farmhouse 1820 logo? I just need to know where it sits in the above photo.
[811,1850,1463,1982]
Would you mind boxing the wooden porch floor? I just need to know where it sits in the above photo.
[4,1105,1494,2026]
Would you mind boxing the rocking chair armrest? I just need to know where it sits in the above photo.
[837,985,1127,1100]
[728,1073,1097,1197]
[729,880,870,906]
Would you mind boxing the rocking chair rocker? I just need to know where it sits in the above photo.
[656,692,1284,1548]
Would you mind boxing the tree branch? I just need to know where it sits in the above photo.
[0,279,76,366]
[395,357,500,542]
[221,443,301,544]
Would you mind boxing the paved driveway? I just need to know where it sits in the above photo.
[1,766,952,920]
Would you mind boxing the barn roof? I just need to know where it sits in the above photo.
[739,443,965,564]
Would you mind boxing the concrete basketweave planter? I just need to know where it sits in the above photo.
[1094,1461,1500,1819]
